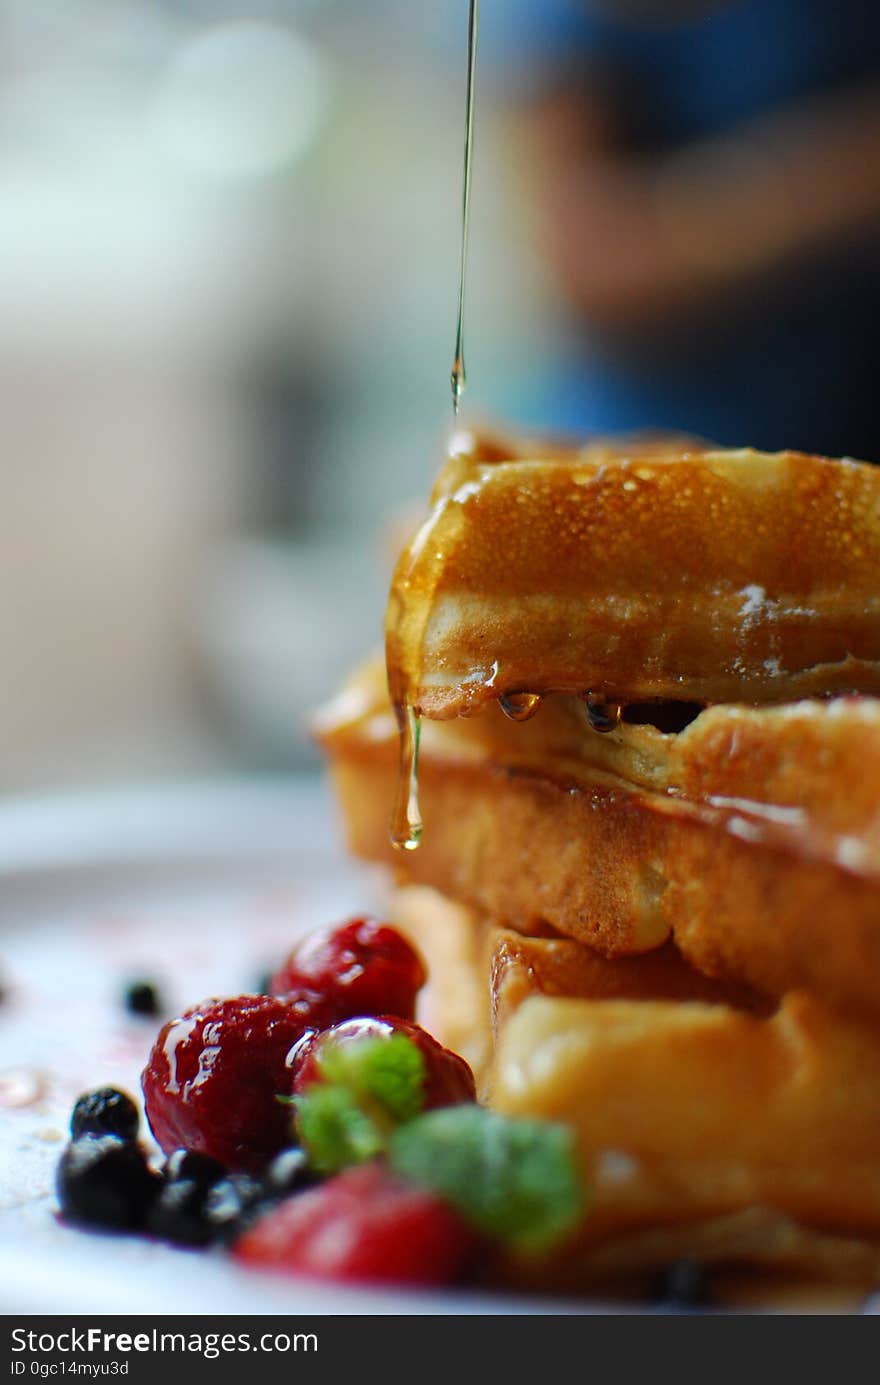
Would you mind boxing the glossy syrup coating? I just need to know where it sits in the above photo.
[142,996,314,1173]
[317,658,880,1015]
[291,1015,477,1109]
[270,918,427,1021]
[386,429,880,721]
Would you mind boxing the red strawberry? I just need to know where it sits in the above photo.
[234,1162,478,1285]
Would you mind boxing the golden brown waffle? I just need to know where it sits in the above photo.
[320,425,880,1296]
[317,657,880,1018]
[490,929,770,1028]
[380,891,880,1292]
[493,985,880,1288]
[386,429,880,719]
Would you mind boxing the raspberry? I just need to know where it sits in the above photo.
[233,1162,478,1285]
[292,1015,477,1111]
[141,995,316,1172]
[270,919,426,1022]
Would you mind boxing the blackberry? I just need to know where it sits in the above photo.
[70,1088,140,1143]
[56,1136,157,1231]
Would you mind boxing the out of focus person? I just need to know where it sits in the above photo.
[490,0,880,457]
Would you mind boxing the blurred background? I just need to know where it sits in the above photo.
[3,0,880,789]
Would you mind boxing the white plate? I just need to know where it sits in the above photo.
[0,778,591,1316]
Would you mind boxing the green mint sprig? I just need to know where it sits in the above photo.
[389,1105,584,1252]
[294,1032,426,1174]
[291,1029,586,1252]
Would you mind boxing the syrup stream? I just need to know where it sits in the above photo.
[390,704,423,851]
[392,0,480,849]
[450,0,479,415]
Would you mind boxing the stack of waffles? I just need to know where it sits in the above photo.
[316,427,880,1297]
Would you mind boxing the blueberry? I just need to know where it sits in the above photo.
[56,1136,158,1231]
[148,1178,215,1247]
[124,980,162,1017]
[264,1147,314,1197]
[204,1175,263,1243]
[653,1259,712,1310]
[148,1172,261,1248]
[147,1177,217,1247]
[70,1088,140,1143]
[164,1149,226,1188]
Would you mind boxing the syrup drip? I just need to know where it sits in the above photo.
[582,696,622,733]
[391,1,479,851]
[390,705,422,851]
[499,691,543,722]
[451,0,479,415]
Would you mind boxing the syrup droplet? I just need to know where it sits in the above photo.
[582,696,622,733]
[390,705,423,851]
[0,1067,46,1109]
[499,691,543,722]
[450,0,479,415]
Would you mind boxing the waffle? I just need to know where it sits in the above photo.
[318,426,880,1297]
[493,978,880,1290]
[385,889,880,1292]
[387,429,880,720]
[318,656,880,1020]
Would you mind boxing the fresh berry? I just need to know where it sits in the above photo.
[148,1177,215,1247]
[204,1175,264,1242]
[56,1136,158,1231]
[163,1149,226,1188]
[270,919,426,1022]
[124,979,162,1017]
[148,1169,260,1247]
[234,1162,478,1285]
[264,1147,315,1197]
[292,1016,476,1111]
[70,1088,140,1143]
[653,1259,712,1310]
[141,995,315,1172]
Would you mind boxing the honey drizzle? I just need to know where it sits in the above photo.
[390,704,423,851]
[582,695,623,733]
[450,0,479,415]
[499,691,543,722]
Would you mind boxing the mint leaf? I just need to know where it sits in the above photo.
[317,1033,426,1124]
[389,1106,584,1251]
[295,1033,429,1174]
[294,1084,385,1175]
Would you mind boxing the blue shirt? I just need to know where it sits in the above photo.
[484,0,880,458]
